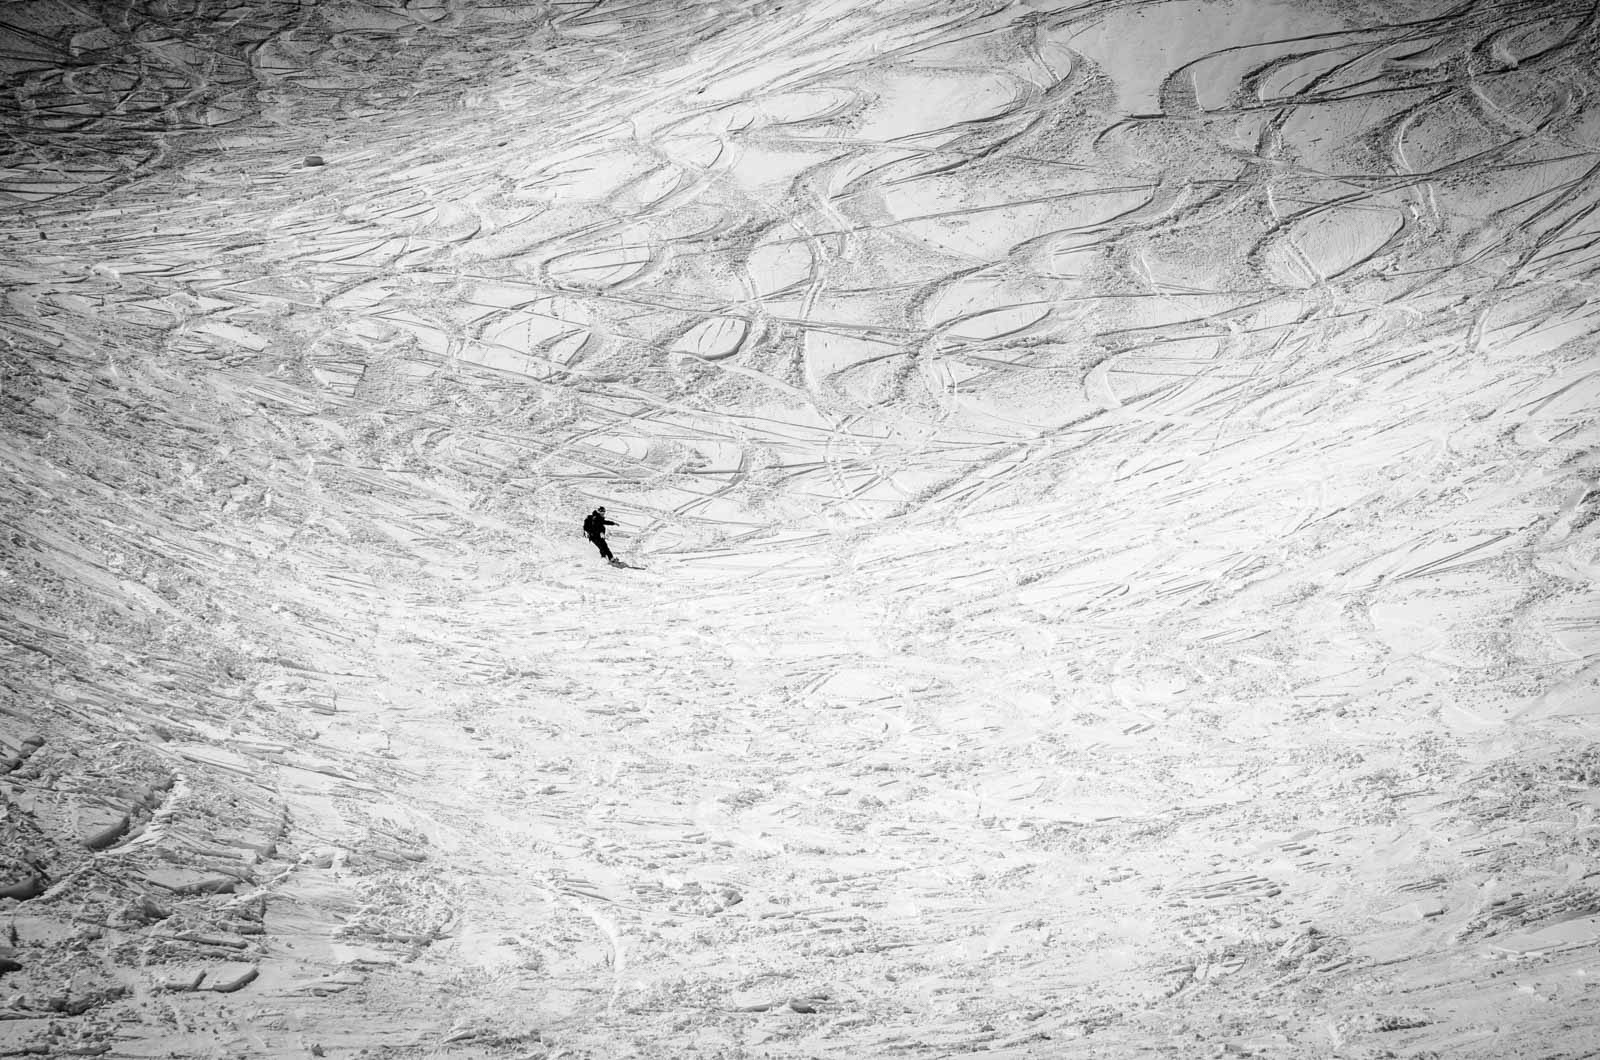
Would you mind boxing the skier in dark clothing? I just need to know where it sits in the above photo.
[582,506,616,561]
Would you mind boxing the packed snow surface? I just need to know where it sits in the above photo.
[3,0,1599,1056]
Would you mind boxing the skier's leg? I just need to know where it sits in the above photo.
[599,538,614,561]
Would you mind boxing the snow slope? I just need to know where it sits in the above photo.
[2,0,1598,1056]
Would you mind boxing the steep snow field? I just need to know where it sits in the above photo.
[3,0,1599,1056]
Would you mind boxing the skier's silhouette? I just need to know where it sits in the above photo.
[582,506,616,562]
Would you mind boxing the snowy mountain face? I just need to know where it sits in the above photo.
[3,0,1598,1055]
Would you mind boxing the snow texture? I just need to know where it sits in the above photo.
[2,0,1599,1056]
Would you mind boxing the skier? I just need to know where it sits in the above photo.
[582,506,617,562]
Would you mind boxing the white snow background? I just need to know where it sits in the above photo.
[2,0,1599,1056]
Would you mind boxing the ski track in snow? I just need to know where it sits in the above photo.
[3,0,1600,1056]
